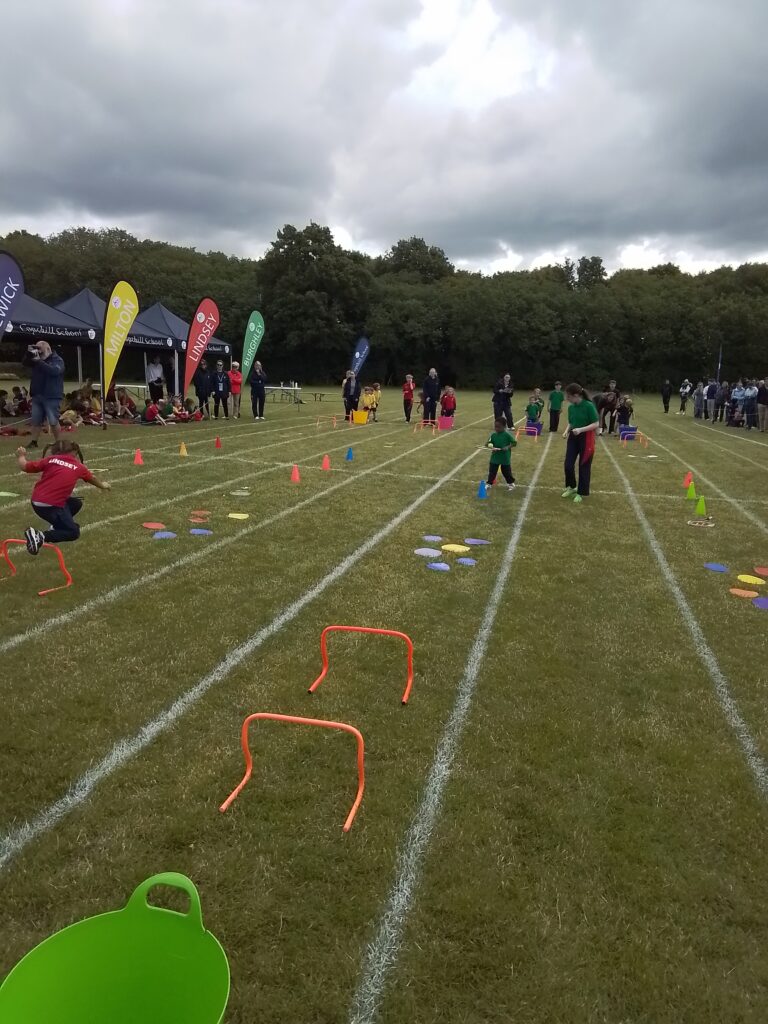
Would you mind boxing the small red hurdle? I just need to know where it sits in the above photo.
[316,415,338,429]
[0,538,73,597]
[219,713,366,832]
[413,420,438,436]
[308,625,415,704]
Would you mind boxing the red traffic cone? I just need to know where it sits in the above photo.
[133,449,144,466]
[321,454,331,471]
[215,436,222,450]
[291,464,301,483]
[683,471,693,488]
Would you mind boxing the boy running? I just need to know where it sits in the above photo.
[486,417,517,491]
[17,441,111,554]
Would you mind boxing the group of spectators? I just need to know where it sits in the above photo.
[663,378,768,430]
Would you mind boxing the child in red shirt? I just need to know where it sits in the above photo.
[17,441,111,554]
[402,374,416,423]
[440,387,457,418]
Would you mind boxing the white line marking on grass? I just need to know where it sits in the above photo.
[0,418,486,659]
[0,425,362,514]
[656,422,768,473]
[642,432,768,536]
[346,434,552,1024]
[79,427,404,533]
[0,445,483,873]
[602,441,768,798]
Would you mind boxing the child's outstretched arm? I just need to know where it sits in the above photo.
[87,473,111,491]
[15,446,39,472]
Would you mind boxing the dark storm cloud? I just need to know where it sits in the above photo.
[335,0,768,265]
[2,0,768,267]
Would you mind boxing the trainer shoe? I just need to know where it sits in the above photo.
[561,487,577,498]
[25,527,45,555]
[573,495,584,504]
[507,483,516,491]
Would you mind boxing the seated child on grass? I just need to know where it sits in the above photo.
[116,388,139,421]
[142,399,167,425]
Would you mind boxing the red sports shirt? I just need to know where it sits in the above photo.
[228,370,243,395]
[440,393,456,412]
[402,381,416,400]
[24,454,95,507]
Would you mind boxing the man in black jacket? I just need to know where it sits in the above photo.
[24,340,65,448]
[661,380,672,414]
[192,358,211,418]
[210,359,232,419]
[422,367,440,424]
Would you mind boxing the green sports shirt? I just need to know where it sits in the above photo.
[549,390,565,411]
[487,430,517,465]
[567,399,599,429]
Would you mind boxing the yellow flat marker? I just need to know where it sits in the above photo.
[730,588,759,599]
[228,513,249,521]
[738,574,765,586]
[442,544,471,554]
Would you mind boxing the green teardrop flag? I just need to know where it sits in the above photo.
[241,311,265,384]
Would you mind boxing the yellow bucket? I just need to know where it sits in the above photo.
[351,411,368,425]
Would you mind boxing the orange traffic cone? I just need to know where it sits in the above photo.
[215,436,222,450]
[683,471,693,488]
[321,454,331,471]
[133,449,143,466]
[291,464,301,483]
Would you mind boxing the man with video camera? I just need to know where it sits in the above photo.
[23,339,65,448]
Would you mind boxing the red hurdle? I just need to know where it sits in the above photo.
[308,625,415,704]
[0,539,73,596]
[219,713,366,832]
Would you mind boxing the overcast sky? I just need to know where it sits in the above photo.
[2,0,767,273]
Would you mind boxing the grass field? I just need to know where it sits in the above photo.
[0,390,767,1023]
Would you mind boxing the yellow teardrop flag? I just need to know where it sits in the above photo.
[103,281,139,395]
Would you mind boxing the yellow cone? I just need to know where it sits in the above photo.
[695,496,706,516]
[686,482,696,500]
[179,442,188,457]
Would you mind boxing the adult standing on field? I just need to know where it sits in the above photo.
[250,361,268,420]
[228,361,243,418]
[146,354,165,402]
[492,373,514,426]
[192,357,211,418]
[422,367,440,424]
[548,382,564,432]
[342,371,361,421]
[24,339,64,449]
[661,379,672,414]
[757,379,768,432]
[562,383,599,504]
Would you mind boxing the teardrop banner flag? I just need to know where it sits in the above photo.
[241,310,265,383]
[102,281,139,395]
[350,336,370,375]
[183,297,220,397]
[0,251,25,338]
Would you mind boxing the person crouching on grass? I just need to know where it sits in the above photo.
[16,441,111,556]
[562,383,599,504]
[486,417,517,491]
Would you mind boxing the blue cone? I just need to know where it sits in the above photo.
[346,447,354,461]
[477,480,488,499]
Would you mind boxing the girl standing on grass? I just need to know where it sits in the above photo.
[16,441,111,555]
[562,383,599,504]
[486,417,517,491]
[402,374,416,422]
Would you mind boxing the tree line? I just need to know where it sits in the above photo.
[2,224,766,389]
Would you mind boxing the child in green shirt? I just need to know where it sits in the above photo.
[548,381,564,432]
[486,418,517,490]
[562,383,599,503]
[525,396,541,425]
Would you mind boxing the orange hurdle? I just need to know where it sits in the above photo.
[413,420,438,436]
[1,539,73,596]
[515,426,539,442]
[219,713,365,832]
[308,625,414,704]
[316,415,338,429]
